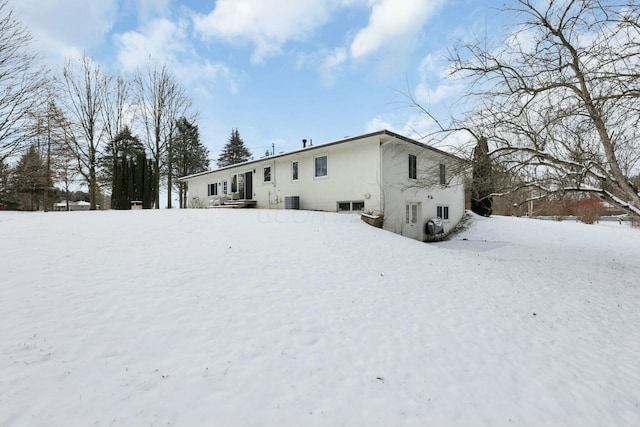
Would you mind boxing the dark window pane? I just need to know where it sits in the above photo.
[409,154,417,179]
[315,156,327,177]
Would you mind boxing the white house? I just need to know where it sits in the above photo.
[180,130,466,241]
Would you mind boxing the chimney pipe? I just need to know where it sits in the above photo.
[302,139,307,148]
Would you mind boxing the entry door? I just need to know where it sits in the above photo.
[244,171,253,200]
[403,202,421,240]
[237,173,245,199]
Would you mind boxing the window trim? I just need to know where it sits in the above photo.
[408,154,417,180]
[314,154,328,179]
[337,200,365,212]
[208,183,218,196]
[263,165,272,183]
[436,205,450,221]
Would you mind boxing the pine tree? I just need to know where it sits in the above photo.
[11,145,49,210]
[171,117,209,208]
[105,127,144,209]
[471,136,494,217]
[217,128,252,167]
[0,159,12,207]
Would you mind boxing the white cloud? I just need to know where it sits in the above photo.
[414,53,462,106]
[319,48,347,87]
[133,0,171,22]
[350,0,445,59]
[365,116,397,133]
[193,0,338,64]
[115,18,190,71]
[8,0,117,64]
[114,18,240,94]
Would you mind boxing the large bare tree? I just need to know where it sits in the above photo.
[62,56,110,210]
[31,99,73,211]
[0,0,48,163]
[134,63,192,209]
[102,74,132,150]
[450,0,640,216]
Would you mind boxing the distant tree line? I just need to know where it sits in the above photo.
[0,0,209,211]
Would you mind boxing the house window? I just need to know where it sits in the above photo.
[437,205,449,221]
[208,183,218,196]
[338,202,351,211]
[292,160,299,181]
[352,201,365,211]
[263,165,272,183]
[439,163,446,185]
[337,200,365,211]
[409,154,417,180]
[315,155,328,178]
[222,180,228,195]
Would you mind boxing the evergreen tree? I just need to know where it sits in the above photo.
[104,127,154,210]
[217,128,252,167]
[11,145,49,210]
[0,158,13,208]
[170,117,209,208]
[471,136,494,217]
[111,152,156,210]
[100,126,144,183]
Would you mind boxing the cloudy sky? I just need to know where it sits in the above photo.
[9,0,501,160]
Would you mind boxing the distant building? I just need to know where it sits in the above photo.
[53,201,94,211]
[179,130,466,241]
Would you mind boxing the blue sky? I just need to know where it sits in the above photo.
[9,0,502,161]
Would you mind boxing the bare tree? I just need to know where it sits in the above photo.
[0,1,48,163]
[30,99,73,211]
[449,0,640,216]
[102,74,132,151]
[98,74,133,191]
[134,63,192,209]
[62,56,110,210]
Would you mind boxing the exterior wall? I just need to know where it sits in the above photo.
[184,135,383,213]
[182,130,466,242]
[381,139,466,240]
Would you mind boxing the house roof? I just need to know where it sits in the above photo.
[179,129,463,181]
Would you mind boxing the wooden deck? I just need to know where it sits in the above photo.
[210,200,257,209]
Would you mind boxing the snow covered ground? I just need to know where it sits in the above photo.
[1,209,639,427]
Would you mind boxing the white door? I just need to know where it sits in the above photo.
[403,202,421,240]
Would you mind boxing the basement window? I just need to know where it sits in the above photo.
[337,200,365,212]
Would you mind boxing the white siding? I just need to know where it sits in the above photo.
[181,130,466,242]
[381,140,465,240]
[184,135,383,213]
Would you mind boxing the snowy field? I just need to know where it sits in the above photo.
[1,209,639,427]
